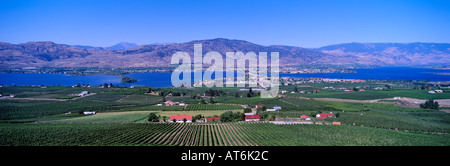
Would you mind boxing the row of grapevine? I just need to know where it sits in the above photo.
[184,104,243,111]
[2,122,450,146]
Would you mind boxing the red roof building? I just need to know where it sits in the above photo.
[300,115,311,120]
[245,115,261,122]
[256,105,264,108]
[169,114,193,122]
[205,117,220,122]
[316,113,335,119]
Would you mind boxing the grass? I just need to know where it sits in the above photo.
[51,110,243,123]
[117,94,162,103]
[53,111,153,123]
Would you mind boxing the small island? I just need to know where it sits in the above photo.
[120,76,137,83]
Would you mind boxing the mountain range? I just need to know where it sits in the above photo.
[1,38,449,68]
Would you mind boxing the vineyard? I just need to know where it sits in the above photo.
[184,104,243,111]
[1,122,449,146]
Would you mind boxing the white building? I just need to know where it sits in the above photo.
[78,91,88,96]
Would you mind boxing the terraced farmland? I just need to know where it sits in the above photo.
[1,122,449,146]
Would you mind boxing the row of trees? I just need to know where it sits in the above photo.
[420,99,439,110]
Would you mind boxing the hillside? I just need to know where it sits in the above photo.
[317,42,450,66]
[0,39,449,68]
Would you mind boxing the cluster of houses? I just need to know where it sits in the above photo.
[161,103,339,125]
[167,114,264,123]
[299,112,336,120]
[0,94,15,98]
[155,100,186,106]
[322,78,366,83]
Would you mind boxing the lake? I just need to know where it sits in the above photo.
[0,67,449,88]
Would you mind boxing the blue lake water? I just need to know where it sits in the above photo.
[0,67,449,88]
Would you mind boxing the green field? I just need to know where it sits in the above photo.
[1,123,448,146]
[1,85,449,146]
[287,89,450,100]
[52,110,241,123]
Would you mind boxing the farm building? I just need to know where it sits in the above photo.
[316,113,335,119]
[266,109,276,112]
[435,90,443,93]
[83,111,96,115]
[300,115,311,121]
[205,117,220,122]
[273,106,282,110]
[245,115,261,122]
[78,91,88,96]
[169,114,193,123]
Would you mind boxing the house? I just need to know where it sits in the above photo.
[394,97,401,100]
[205,117,220,122]
[316,112,335,119]
[244,113,255,116]
[374,87,384,90]
[428,91,436,94]
[245,115,261,122]
[155,104,163,106]
[332,122,341,125]
[78,91,88,97]
[9,94,15,98]
[358,89,365,91]
[300,115,311,121]
[169,114,193,123]
[266,109,276,112]
[435,90,443,93]
[256,104,264,108]
[281,90,288,94]
[83,111,96,115]
[273,106,282,110]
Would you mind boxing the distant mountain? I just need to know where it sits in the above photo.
[317,42,450,65]
[106,42,139,50]
[0,39,449,68]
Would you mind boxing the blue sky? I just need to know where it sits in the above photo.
[0,0,449,48]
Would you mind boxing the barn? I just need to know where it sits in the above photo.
[169,114,193,123]
[316,113,335,119]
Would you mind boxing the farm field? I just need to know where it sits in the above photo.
[52,110,242,123]
[286,89,450,100]
[1,85,449,146]
[1,122,448,146]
